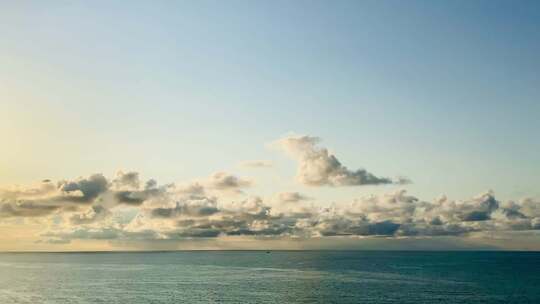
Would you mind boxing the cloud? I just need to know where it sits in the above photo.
[276,192,311,203]
[58,174,109,203]
[203,172,252,193]
[35,186,540,245]
[42,227,123,241]
[113,171,141,189]
[0,180,56,200]
[176,183,205,197]
[316,219,401,237]
[151,198,219,218]
[273,135,404,186]
[113,185,167,206]
[239,160,273,168]
[2,170,540,249]
[0,172,168,220]
[69,206,111,225]
[0,201,60,218]
[110,171,170,206]
[0,174,114,220]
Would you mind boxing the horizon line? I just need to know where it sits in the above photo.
[2,249,540,254]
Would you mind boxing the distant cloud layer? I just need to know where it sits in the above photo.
[0,134,538,249]
[1,172,539,246]
[273,135,407,186]
[239,160,273,168]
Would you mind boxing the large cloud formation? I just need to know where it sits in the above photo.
[0,135,536,248]
[1,171,539,246]
[274,135,407,186]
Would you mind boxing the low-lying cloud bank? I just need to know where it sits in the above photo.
[0,134,537,249]
[1,171,539,247]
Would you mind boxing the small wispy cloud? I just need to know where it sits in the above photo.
[238,160,273,168]
[275,192,311,203]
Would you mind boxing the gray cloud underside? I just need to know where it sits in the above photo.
[277,192,311,203]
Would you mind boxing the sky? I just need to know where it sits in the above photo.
[1,0,539,251]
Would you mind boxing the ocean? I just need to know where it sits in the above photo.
[0,251,539,303]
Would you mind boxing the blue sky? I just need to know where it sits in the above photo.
[0,1,539,250]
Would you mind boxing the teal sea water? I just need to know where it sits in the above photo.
[0,251,539,303]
